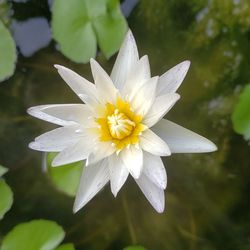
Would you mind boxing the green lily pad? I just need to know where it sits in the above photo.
[0,20,17,82]
[1,219,65,250]
[231,84,250,140]
[54,243,75,250]
[123,246,147,250]
[0,180,13,220]
[92,0,128,58]
[52,0,127,63]
[0,165,8,177]
[47,153,84,197]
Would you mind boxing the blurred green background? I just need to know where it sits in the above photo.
[0,0,250,249]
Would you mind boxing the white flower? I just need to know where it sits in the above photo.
[28,30,217,213]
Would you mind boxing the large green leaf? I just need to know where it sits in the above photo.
[0,1,11,26]
[54,243,75,250]
[52,0,127,63]
[0,180,13,220]
[0,20,16,82]
[92,0,127,58]
[1,220,65,250]
[231,84,250,140]
[123,246,147,250]
[52,0,96,63]
[47,153,84,197]
[0,165,8,177]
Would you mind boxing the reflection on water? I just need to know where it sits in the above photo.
[121,0,139,17]
[12,17,51,57]
[1,0,250,249]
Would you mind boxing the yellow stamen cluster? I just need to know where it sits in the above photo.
[96,97,147,151]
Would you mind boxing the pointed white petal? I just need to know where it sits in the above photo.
[143,152,167,189]
[108,154,129,197]
[140,129,171,156]
[90,58,118,104]
[156,61,190,95]
[29,125,83,152]
[143,93,180,128]
[52,137,94,166]
[27,105,75,126]
[86,142,116,166]
[130,76,158,116]
[110,30,139,91]
[38,104,94,127]
[54,64,99,105]
[121,146,143,179]
[135,174,165,213]
[152,119,217,153]
[73,159,109,213]
[122,55,151,99]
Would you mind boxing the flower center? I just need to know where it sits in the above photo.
[107,109,135,139]
[95,97,147,151]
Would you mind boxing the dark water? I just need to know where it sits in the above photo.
[1,0,250,249]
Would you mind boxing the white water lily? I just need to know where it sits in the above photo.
[28,30,217,213]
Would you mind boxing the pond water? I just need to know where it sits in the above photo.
[0,0,250,249]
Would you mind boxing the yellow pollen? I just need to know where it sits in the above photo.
[107,111,135,139]
[95,97,147,151]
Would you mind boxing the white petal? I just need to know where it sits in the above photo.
[110,30,139,91]
[152,119,217,153]
[156,60,190,96]
[54,64,99,105]
[52,137,94,166]
[122,55,151,100]
[38,104,94,127]
[140,129,171,156]
[90,58,118,104]
[108,154,129,197]
[27,105,75,126]
[142,152,167,189]
[135,174,165,213]
[29,125,83,152]
[130,76,158,116]
[121,146,143,179]
[73,159,109,213]
[86,142,116,166]
[143,93,180,128]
